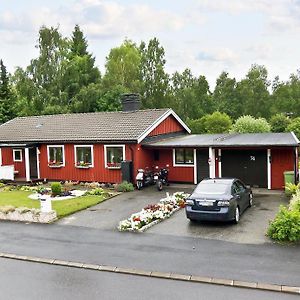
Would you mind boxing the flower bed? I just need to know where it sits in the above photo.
[118,192,189,232]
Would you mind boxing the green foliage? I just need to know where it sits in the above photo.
[86,188,105,196]
[285,182,300,197]
[231,115,271,133]
[287,117,300,140]
[270,113,291,132]
[51,182,62,196]
[267,206,300,242]
[290,191,300,211]
[115,181,134,192]
[203,112,232,133]
[186,117,207,134]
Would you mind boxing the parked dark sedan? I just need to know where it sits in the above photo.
[185,178,253,224]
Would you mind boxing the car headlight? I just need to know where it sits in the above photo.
[217,200,230,207]
[185,199,194,205]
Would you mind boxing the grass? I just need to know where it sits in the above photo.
[0,190,108,219]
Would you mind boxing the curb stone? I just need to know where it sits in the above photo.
[0,252,299,295]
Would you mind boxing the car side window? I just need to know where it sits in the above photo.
[236,181,246,193]
[232,182,240,195]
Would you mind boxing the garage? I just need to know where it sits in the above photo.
[221,149,267,187]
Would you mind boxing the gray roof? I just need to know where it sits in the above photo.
[143,133,299,147]
[0,109,170,143]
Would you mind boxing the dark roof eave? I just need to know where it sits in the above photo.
[0,139,138,145]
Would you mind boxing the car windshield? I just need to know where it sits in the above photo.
[194,181,229,195]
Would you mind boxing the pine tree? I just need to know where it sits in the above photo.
[0,60,14,123]
[70,24,88,57]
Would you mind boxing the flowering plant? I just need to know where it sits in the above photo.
[118,192,189,232]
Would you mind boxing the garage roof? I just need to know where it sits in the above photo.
[143,132,299,148]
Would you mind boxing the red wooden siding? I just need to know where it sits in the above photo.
[158,149,194,183]
[148,115,185,137]
[271,148,295,189]
[1,148,26,178]
[39,144,132,183]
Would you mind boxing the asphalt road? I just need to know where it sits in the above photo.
[0,221,299,287]
[0,258,298,300]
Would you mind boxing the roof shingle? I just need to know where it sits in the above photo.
[0,109,170,143]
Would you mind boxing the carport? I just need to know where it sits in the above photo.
[142,132,299,189]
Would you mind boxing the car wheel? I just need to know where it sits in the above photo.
[248,193,253,207]
[234,206,240,224]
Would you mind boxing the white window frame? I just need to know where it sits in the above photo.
[74,145,94,168]
[13,149,23,162]
[47,145,65,167]
[104,145,125,169]
[173,148,194,167]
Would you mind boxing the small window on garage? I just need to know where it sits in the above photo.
[174,148,194,166]
[13,149,22,162]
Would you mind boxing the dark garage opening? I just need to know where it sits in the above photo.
[221,149,267,188]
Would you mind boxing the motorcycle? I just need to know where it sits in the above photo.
[136,168,154,190]
[154,165,169,191]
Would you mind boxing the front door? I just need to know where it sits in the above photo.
[29,148,38,178]
[196,149,209,183]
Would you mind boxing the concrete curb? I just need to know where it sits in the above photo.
[0,252,299,295]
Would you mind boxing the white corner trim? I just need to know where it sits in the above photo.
[172,148,194,167]
[25,148,30,181]
[209,147,215,178]
[218,149,222,178]
[36,147,40,179]
[291,131,300,144]
[13,149,23,162]
[74,145,94,167]
[104,144,126,169]
[137,109,191,144]
[47,145,65,166]
[267,149,271,190]
[0,148,2,166]
[193,149,197,184]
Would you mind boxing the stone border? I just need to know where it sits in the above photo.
[0,252,299,295]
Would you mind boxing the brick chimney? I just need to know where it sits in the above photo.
[121,93,141,112]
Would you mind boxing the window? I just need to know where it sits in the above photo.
[105,145,125,169]
[75,145,93,167]
[174,148,194,166]
[47,146,64,167]
[13,149,22,162]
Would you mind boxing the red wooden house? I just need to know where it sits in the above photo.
[0,94,298,189]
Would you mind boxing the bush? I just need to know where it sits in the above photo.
[285,182,300,197]
[51,182,62,196]
[231,115,271,133]
[287,117,300,140]
[267,206,300,242]
[115,181,134,192]
[86,188,104,196]
[270,113,291,133]
[289,191,300,212]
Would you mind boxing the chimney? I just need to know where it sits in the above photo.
[121,93,141,112]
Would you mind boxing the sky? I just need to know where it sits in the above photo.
[1,0,300,88]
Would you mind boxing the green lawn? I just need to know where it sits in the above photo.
[0,190,108,219]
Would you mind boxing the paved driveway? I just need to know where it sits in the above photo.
[148,190,288,244]
[58,185,287,244]
[57,185,191,230]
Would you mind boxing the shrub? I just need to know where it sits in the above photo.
[289,191,300,212]
[87,188,104,196]
[267,206,300,242]
[51,182,62,196]
[115,181,134,192]
[270,113,291,133]
[287,117,300,140]
[231,115,271,133]
[285,182,300,197]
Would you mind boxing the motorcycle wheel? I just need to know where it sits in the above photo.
[137,181,143,190]
[157,180,163,191]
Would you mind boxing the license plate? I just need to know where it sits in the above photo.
[198,201,213,206]
[154,176,158,180]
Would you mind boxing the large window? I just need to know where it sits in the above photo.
[174,148,194,166]
[105,145,125,169]
[13,149,22,162]
[75,145,93,167]
[47,145,65,167]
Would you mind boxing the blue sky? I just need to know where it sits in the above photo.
[1,0,299,88]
